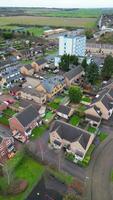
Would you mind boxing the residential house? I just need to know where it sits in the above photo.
[56,105,74,120]
[17,86,46,105]
[85,88,113,120]
[20,64,34,76]
[0,63,24,88]
[64,66,84,86]
[85,105,102,127]
[32,59,47,72]
[0,131,15,163]
[50,120,95,161]
[9,99,46,117]
[36,75,65,99]
[9,105,42,142]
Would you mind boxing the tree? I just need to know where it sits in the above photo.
[2,32,13,39]
[70,55,78,66]
[85,29,93,39]
[101,55,113,80]
[63,193,81,200]
[81,58,87,72]
[69,86,83,104]
[86,62,99,85]
[59,54,70,71]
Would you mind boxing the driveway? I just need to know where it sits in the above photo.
[84,134,113,200]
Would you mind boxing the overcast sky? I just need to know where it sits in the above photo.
[0,0,113,8]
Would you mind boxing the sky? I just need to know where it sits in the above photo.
[0,0,113,8]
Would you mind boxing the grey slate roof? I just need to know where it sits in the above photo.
[57,105,71,115]
[16,105,39,127]
[86,114,101,123]
[64,66,83,80]
[92,88,109,104]
[36,59,46,65]
[41,75,64,93]
[21,86,45,98]
[101,95,113,110]
[50,120,91,149]
[108,88,113,99]
[24,64,32,70]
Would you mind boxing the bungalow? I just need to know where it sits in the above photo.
[0,131,15,163]
[20,64,34,76]
[32,59,47,72]
[56,105,74,120]
[9,105,42,142]
[50,120,95,161]
[36,75,65,99]
[64,66,84,86]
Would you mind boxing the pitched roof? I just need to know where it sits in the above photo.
[24,64,32,70]
[21,86,45,98]
[64,66,83,80]
[92,88,109,104]
[36,59,46,65]
[57,105,71,115]
[101,95,113,110]
[108,88,113,99]
[0,131,12,143]
[15,105,39,127]
[86,114,101,123]
[41,75,64,93]
[50,120,92,149]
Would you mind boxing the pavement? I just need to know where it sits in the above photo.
[84,131,113,200]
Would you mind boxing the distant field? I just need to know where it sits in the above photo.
[0,16,96,28]
[25,8,102,18]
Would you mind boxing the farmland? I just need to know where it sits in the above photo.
[0,16,96,28]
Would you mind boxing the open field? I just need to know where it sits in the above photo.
[1,8,113,18]
[25,8,102,18]
[0,16,97,28]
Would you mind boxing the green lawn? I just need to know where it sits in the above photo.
[27,27,44,36]
[69,115,80,126]
[46,49,57,55]
[0,115,9,126]
[87,126,97,134]
[48,97,64,110]
[20,60,32,65]
[43,111,54,123]
[78,144,95,167]
[0,108,16,126]
[48,168,74,186]
[81,96,91,103]
[30,125,47,140]
[111,170,113,182]
[98,132,108,142]
[0,153,45,200]
[77,104,86,112]
[3,108,16,117]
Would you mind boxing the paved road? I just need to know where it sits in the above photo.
[85,134,113,200]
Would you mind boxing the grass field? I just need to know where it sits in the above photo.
[0,16,97,28]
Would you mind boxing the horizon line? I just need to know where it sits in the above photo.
[0,6,113,9]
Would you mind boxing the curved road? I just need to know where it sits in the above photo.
[85,133,113,200]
